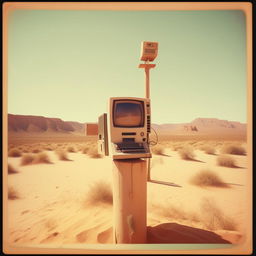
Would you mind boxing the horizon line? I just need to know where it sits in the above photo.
[7,113,247,125]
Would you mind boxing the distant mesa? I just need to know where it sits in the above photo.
[8,114,84,134]
[152,117,246,135]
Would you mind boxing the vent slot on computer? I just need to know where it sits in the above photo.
[122,132,136,136]
[147,115,151,133]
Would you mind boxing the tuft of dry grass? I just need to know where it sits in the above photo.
[32,148,42,153]
[171,142,183,151]
[154,202,199,223]
[8,164,19,174]
[21,152,51,165]
[81,146,90,154]
[190,169,228,187]
[178,146,196,160]
[88,147,103,158]
[67,146,76,153]
[153,198,237,231]
[8,186,20,200]
[151,146,165,155]
[55,150,70,161]
[76,144,84,152]
[200,197,237,231]
[86,181,113,205]
[201,145,216,155]
[8,148,22,157]
[33,152,52,164]
[221,144,246,155]
[217,155,236,168]
[160,204,188,221]
[8,144,14,150]
[21,154,35,165]
[44,146,53,151]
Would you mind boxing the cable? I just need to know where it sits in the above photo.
[147,126,159,179]
[148,126,158,146]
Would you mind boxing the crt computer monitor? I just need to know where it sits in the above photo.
[113,100,144,127]
[109,97,151,145]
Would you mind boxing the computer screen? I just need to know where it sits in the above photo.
[113,100,144,127]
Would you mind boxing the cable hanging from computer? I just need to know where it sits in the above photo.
[148,125,158,146]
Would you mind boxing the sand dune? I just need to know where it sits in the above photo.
[6,140,249,248]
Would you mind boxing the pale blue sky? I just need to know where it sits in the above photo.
[7,10,247,124]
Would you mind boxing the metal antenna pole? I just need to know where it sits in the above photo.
[145,60,150,99]
[139,61,155,100]
[139,61,156,181]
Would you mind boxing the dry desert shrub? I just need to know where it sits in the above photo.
[155,202,199,222]
[55,150,70,161]
[23,145,32,152]
[8,148,22,157]
[178,146,196,160]
[21,152,51,165]
[67,145,76,153]
[75,144,84,152]
[200,197,237,231]
[32,148,42,153]
[81,146,90,154]
[201,145,216,155]
[33,152,52,164]
[217,155,236,168]
[88,147,103,158]
[8,144,14,150]
[160,204,187,220]
[171,142,183,151]
[44,146,54,151]
[8,186,20,200]
[54,143,64,151]
[161,142,171,148]
[17,145,25,153]
[21,154,35,165]
[151,146,165,155]
[190,169,228,187]
[8,164,19,174]
[86,181,113,205]
[221,144,246,155]
[193,141,203,148]
[187,140,197,145]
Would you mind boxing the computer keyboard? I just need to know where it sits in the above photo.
[116,143,148,153]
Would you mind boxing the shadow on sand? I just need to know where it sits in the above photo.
[148,179,182,188]
[159,154,171,157]
[147,222,230,244]
[186,158,205,163]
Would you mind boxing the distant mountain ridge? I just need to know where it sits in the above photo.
[8,114,246,135]
[8,114,85,134]
[152,117,246,134]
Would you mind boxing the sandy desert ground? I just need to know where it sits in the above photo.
[5,137,250,249]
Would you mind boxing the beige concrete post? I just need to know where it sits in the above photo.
[112,159,147,243]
